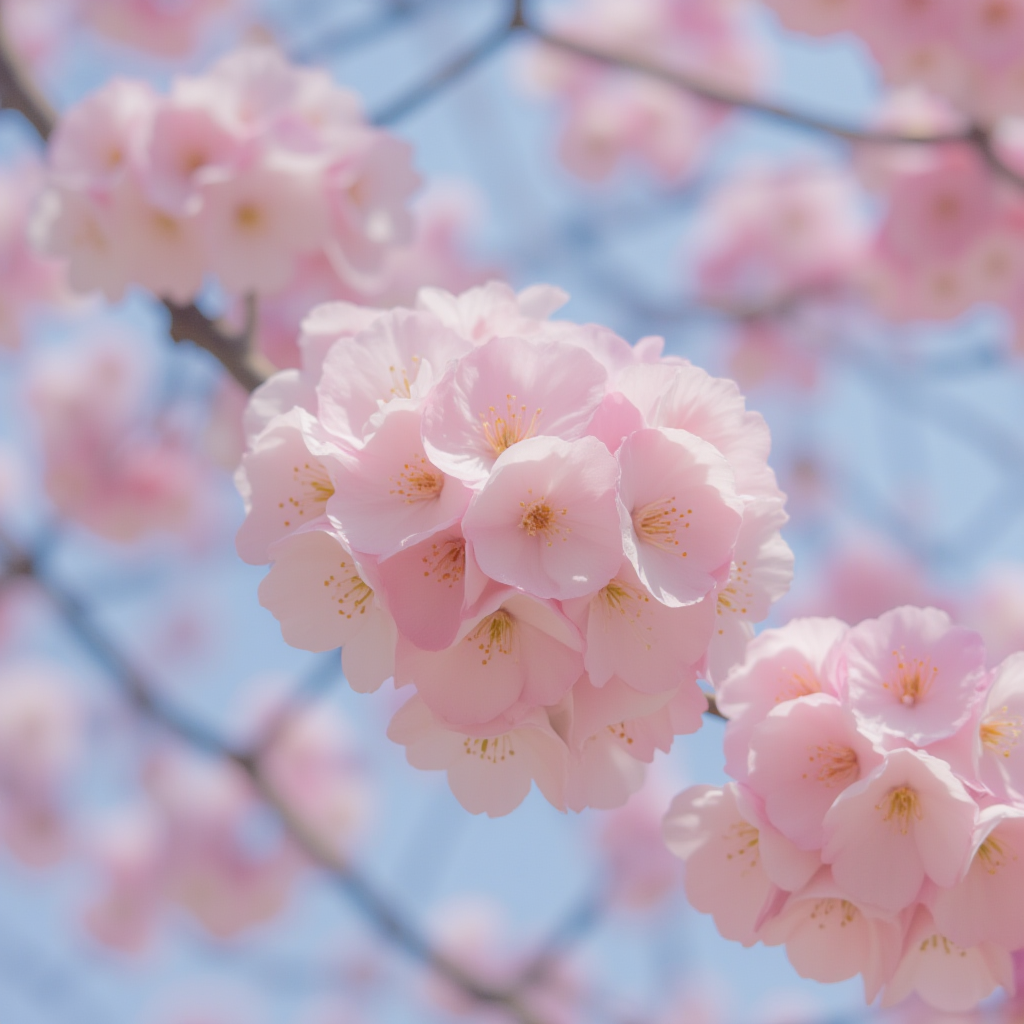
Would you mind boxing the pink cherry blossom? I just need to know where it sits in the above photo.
[562,674,679,811]
[258,528,397,694]
[746,693,883,850]
[326,405,472,558]
[759,867,906,1000]
[663,783,801,946]
[821,748,978,912]
[83,809,165,952]
[930,805,1024,950]
[462,435,621,600]
[316,309,469,445]
[617,361,778,499]
[707,495,794,684]
[561,558,715,694]
[421,334,608,486]
[38,47,420,305]
[617,427,743,608]
[716,616,847,779]
[395,590,583,728]
[881,906,1015,1012]
[840,606,987,748]
[973,651,1024,801]
[234,408,340,565]
[373,526,487,652]
[387,695,569,816]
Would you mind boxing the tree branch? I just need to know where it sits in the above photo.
[520,14,1024,189]
[0,528,550,1024]
[372,17,517,126]
[0,20,272,394]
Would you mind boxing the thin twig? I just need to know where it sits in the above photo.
[372,17,517,126]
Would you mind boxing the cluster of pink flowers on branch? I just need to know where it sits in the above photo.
[237,282,792,816]
[664,607,1024,1012]
[766,0,1024,121]
[35,46,419,304]
[526,0,761,182]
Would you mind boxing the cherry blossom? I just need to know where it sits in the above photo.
[240,283,789,812]
[37,47,419,305]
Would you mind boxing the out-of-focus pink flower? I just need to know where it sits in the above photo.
[79,0,234,57]
[27,332,209,543]
[0,663,78,867]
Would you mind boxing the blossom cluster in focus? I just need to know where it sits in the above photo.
[236,282,793,816]
[665,607,1024,1012]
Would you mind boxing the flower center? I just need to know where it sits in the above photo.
[518,492,570,545]
[805,742,859,788]
[421,538,466,588]
[463,734,515,764]
[389,453,444,504]
[877,786,922,834]
[465,610,516,666]
[976,833,1015,875]
[322,565,374,619]
[632,496,692,555]
[279,460,335,528]
[479,394,541,458]
[885,649,938,707]
[980,706,1023,758]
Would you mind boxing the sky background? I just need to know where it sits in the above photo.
[1,1,1023,1022]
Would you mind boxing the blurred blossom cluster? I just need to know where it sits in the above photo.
[237,282,792,815]
[527,0,761,183]
[35,46,419,303]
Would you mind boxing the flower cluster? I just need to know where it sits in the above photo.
[664,607,1024,1012]
[36,46,419,303]
[689,161,868,390]
[852,92,1024,332]
[526,0,760,182]
[766,0,1024,120]
[237,282,792,816]
[27,331,209,543]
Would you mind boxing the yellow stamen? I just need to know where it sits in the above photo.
[479,394,541,457]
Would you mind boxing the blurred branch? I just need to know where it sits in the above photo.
[0,526,551,1024]
[289,0,424,64]
[519,14,1024,189]
[372,12,518,125]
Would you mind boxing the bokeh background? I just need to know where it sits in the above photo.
[1,1,1023,1022]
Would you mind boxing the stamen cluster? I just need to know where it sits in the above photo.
[236,282,792,815]
[664,606,1024,1012]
